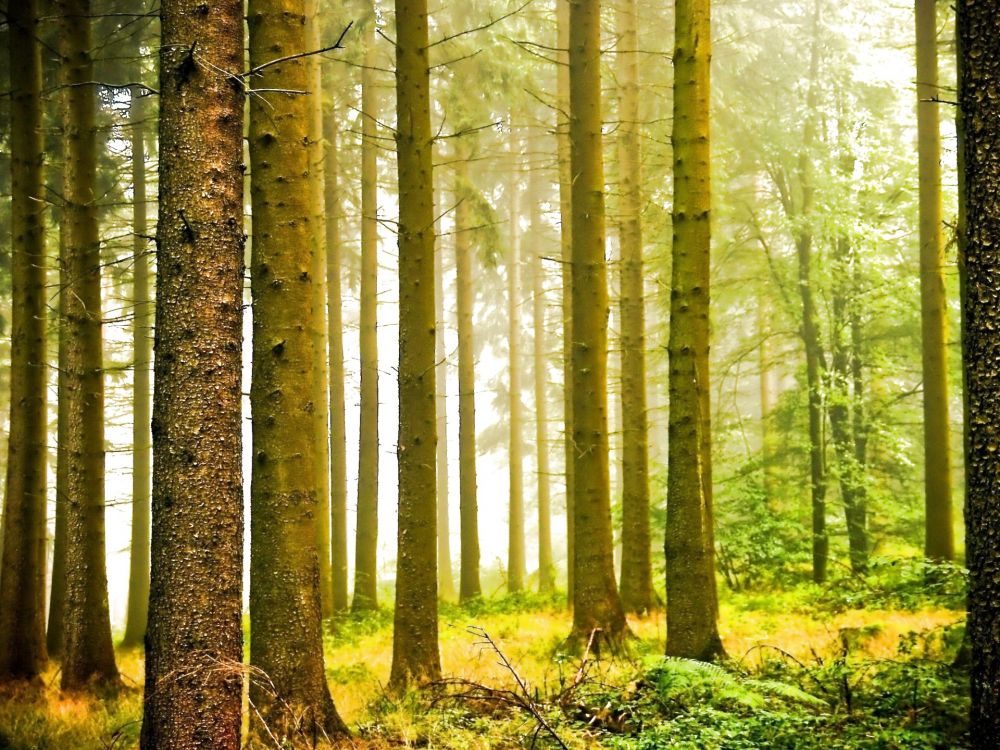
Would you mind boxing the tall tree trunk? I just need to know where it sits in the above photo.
[58,0,118,689]
[353,4,381,612]
[958,1,1000,743]
[758,295,779,504]
[141,2,246,745]
[529,162,553,594]
[122,84,152,649]
[556,0,574,603]
[390,0,442,690]
[665,0,724,661]
[435,224,455,600]
[324,82,349,617]
[0,0,48,682]
[455,142,482,602]
[305,0,337,619]
[616,0,655,616]
[568,0,627,649]
[828,235,868,574]
[507,135,526,595]
[916,0,954,561]
[246,0,347,736]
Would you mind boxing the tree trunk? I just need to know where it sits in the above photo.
[0,0,49,682]
[141,1,246,745]
[556,0,574,603]
[758,295,779,504]
[353,5,381,612]
[916,0,954,561]
[246,0,347,737]
[390,0,442,690]
[507,135,526,595]
[616,0,655,616]
[529,163,553,594]
[455,142,482,602]
[957,1,1000,743]
[324,78,349,618]
[122,84,152,650]
[665,0,725,661]
[568,0,627,649]
[57,0,118,689]
[435,221,455,601]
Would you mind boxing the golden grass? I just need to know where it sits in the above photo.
[0,602,963,749]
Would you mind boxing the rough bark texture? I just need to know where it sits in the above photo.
[0,0,49,682]
[915,0,954,562]
[58,0,119,689]
[665,0,724,661]
[436,224,455,601]
[122,84,152,650]
[507,138,526,594]
[958,1,1000,744]
[616,0,655,616]
[141,1,245,746]
[568,0,627,649]
[455,143,482,602]
[556,0,575,603]
[324,69,350,620]
[529,165,554,593]
[247,0,346,737]
[353,4,381,612]
[390,0,442,689]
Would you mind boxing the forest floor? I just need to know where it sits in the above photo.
[0,564,970,749]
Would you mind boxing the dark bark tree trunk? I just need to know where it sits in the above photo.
[665,0,725,661]
[141,1,246,745]
[57,0,118,689]
[957,0,1000,743]
[389,0,442,690]
[568,0,627,649]
[0,0,49,682]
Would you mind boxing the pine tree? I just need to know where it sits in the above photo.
[665,0,725,661]
[568,0,628,649]
[0,0,48,681]
[57,0,118,689]
[141,1,246,744]
[507,133,526,594]
[958,0,1000,742]
[390,0,443,689]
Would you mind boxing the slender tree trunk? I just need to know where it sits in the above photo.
[556,0,575,603]
[141,2,246,745]
[353,5,381,611]
[324,80,349,617]
[122,85,152,649]
[529,163,554,594]
[455,142,482,602]
[58,0,118,689]
[916,0,954,561]
[758,295,779,504]
[829,234,868,574]
[665,0,725,661]
[568,0,627,649]
[435,225,455,600]
[958,1,1000,743]
[507,135,526,595]
[390,0,442,690]
[0,0,48,682]
[616,0,654,616]
[246,0,347,736]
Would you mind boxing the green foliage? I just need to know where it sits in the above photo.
[809,557,967,613]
